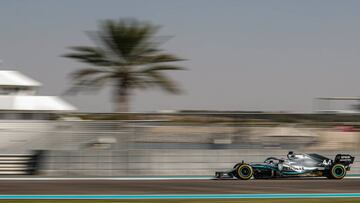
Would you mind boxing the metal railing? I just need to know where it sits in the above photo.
[0,120,358,176]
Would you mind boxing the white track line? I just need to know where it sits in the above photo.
[0,177,213,180]
[0,176,357,180]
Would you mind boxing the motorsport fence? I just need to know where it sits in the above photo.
[0,120,358,176]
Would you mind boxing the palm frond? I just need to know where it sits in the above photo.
[146,71,181,94]
[70,68,111,80]
[98,19,159,61]
[63,46,113,66]
[141,65,185,73]
[65,73,114,95]
[135,54,184,65]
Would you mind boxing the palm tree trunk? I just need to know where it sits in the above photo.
[114,82,130,113]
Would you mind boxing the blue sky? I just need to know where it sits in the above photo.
[1,0,360,112]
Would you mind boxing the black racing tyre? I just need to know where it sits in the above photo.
[329,164,346,179]
[233,163,241,169]
[235,164,253,180]
[233,163,241,179]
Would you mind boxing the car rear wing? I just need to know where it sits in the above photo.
[334,154,355,166]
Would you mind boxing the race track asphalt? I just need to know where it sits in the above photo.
[0,179,359,194]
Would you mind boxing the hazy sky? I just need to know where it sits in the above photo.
[1,0,360,112]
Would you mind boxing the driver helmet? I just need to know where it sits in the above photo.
[288,151,295,159]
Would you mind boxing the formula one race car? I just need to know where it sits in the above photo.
[215,151,354,180]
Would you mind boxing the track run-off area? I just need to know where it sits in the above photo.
[0,178,358,196]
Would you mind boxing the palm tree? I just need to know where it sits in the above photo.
[63,19,184,112]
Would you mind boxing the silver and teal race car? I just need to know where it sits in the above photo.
[215,151,355,180]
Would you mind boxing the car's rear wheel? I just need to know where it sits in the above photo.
[328,164,346,179]
[235,164,253,180]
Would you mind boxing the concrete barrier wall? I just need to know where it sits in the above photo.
[0,120,358,176]
[42,149,360,176]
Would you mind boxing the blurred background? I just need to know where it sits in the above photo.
[0,0,359,178]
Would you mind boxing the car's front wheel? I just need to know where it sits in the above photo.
[235,164,253,180]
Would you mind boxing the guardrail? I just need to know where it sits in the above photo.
[0,119,358,176]
[0,151,43,175]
